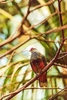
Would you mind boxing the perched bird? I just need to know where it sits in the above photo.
[30,47,47,87]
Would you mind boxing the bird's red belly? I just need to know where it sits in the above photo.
[31,59,45,74]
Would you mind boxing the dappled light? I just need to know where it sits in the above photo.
[0,0,67,100]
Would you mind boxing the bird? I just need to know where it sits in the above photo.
[30,47,47,87]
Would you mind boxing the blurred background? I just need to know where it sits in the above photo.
[0,0,67,100]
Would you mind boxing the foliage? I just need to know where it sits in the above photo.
[0,0,67,100]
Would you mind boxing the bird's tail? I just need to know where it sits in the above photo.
[38,73,47,87]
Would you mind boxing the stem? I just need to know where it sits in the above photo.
[58,0,64,40]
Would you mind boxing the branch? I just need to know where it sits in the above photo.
[0,25,67,59]
[0,0,13,3]
[58,0,64,40]
[0,23,67,59]
[30,0,56,12]
[54,63,67,69]
[58,50,67,60]
[24,87,61,90]
[0,0,31,48]
[0,37,30,59]
[0,60,55,100]
[41,24,67,35]
[0,11,57,48]
[58,54,67,60]
[0,0,66,99]
[0,38,64,99]
[0,11,66,48]
[49,86,67,100]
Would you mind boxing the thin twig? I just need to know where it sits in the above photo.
[41,24,67,35]
[58,53,67,59]
[0,69,31,79]
[0,38,30,59]
[36,37,60,43]
[48,86,67,100]
[0,59,29,69]
[7,51,15,65]
[24,87,62,90]
[0,0,13,3]
[54,63,67,69]
[30,0,56,12]
[14,22,67,37]
[60,52,67,55]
